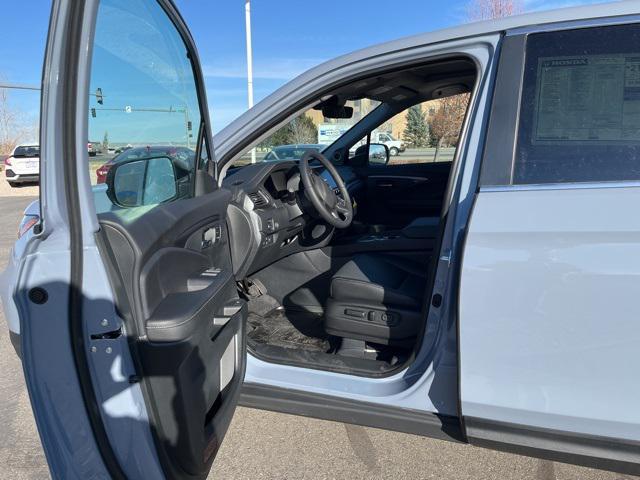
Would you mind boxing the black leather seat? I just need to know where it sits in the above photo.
[324,253,429,346]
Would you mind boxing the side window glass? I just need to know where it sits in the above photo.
[366,96,469,166]
[88,0,203,212]
[515,24,640,184]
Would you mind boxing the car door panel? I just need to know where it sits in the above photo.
[458,26,640,476]
[357,162,451,227]
[98,189,245,478]
[460,187,640,475]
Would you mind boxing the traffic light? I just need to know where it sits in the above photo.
[96,88,103,105]
[91,108,96,118]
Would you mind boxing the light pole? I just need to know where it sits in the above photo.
[245,0,256,163]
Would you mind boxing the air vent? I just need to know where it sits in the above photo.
[248,190,269,208]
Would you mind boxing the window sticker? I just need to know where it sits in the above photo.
[533,55,640,144]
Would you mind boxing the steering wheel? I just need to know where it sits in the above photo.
[299,150,353,229]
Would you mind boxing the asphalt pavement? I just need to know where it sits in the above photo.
[0,195,632,479]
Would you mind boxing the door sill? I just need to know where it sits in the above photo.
[239,382,464,443]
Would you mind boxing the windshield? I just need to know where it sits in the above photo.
[233,98,381,166]
[263,145,323,161]
[13,145,39,158]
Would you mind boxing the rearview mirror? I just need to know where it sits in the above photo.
[106,156,178,207]
[368,143,390,165]
[321,104,353,119]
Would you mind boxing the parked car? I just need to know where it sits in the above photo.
[263,144,323,161]
[113,144,132,154]
[95,145,195,183]
[87,141,102,156]
[5,1,640,479]
[4,143,39,186]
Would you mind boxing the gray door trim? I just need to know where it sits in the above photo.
[466,417,640,476]
[240,382,465,443]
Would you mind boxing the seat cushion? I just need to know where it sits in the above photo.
[330,254,428,309]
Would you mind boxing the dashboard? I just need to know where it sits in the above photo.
[222,160,362,277]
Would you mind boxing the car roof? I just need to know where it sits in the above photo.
[215,2,640,158]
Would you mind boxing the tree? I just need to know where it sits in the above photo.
[102,131,109,151]
[0,87,34,155]
[429,93,470,162]
[467,0,523,21]
[402,105,430,148]
[288,115,318,145]
[261,114,318,148]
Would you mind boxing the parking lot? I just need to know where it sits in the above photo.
[0,191,632,480]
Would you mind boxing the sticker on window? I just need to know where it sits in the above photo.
[533,54,640,144]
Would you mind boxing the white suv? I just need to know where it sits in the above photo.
[4,143,39,186]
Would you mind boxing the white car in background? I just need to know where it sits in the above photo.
[4,143,39,186]
[87,141,101,156]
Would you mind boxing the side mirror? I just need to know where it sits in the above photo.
[106,156,178,207]
[368,143,390,165]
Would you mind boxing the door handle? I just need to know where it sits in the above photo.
[202,225,222,249]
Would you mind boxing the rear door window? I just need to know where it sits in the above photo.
[13,146,39,158]
[514,24,640,184]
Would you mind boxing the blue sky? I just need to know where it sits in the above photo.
[0,0,611,134]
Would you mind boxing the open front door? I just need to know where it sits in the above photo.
[25,0,245,478]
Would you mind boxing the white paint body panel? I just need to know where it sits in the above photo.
[460,186,640,441]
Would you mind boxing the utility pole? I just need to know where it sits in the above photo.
[245,0,256,163]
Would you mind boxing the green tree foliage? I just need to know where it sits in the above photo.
[260,114,318,148]
[402,105,429,148]
[102,131,109,151]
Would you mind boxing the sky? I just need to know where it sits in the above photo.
[0,0,613,136]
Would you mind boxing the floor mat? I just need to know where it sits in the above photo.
[247,309,331,353]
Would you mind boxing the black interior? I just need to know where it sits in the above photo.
[98,190,246,479]
[223,156,450,374]
[218,57,476,376]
